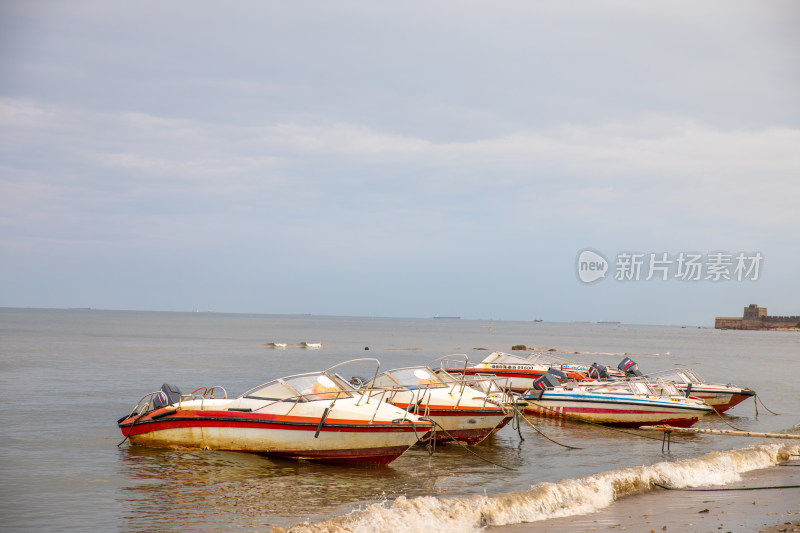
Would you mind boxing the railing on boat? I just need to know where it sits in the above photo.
[122,385,229,419]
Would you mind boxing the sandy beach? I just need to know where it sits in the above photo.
[490,457,800,533]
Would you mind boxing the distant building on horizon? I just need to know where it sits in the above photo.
[715,304,800,330]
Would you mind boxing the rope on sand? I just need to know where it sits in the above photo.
[640,426,800,440]
[654,482,800,491]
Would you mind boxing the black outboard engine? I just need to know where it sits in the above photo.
[532,368,568,391]
[618,357,642,377]
[152,383,182,409]
[588,362,610,380]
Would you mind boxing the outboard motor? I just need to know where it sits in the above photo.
[618,357,642,377]
[588,362,610,380]
[532,368,568,391]
[547,368,568,382]
[152,383,182,409]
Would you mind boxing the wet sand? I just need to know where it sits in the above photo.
[489,459,800,532]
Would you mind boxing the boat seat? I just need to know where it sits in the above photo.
[311,383,339,399]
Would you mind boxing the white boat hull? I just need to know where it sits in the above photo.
[674,384,755,412]
[522,391,712,428]
[395,404,512,445]
[120,397,430,464]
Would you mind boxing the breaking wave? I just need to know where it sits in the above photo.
[281,443,799,533]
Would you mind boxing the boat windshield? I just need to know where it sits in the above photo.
[432,370,458,383]
[644,368,703,385]
[679,369,704,383]
[527,352,572,366]
[586,380,655,396]
[630,381,654,395]
[660,380,680,396]
[480,352,542,367]
[468,374,506,394]
[244,373,352,401]
[372,367,446,388]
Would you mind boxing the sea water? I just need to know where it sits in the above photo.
[0,308,797,531]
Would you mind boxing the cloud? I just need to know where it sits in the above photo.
[4,2,798,131]
[3,97,798,259]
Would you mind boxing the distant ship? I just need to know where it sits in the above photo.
[533,319,543,323]
[597,320,621,325]
[433,315,461,319]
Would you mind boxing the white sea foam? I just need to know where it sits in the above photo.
[282,443,800,533]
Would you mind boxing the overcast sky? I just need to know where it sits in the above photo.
[1,1,798,325]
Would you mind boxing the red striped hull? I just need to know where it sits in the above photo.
[432,425,501,446]
[120,410,427,435]
[523,403,706,428]
[430,416,512,445]
[262,445,414,464]
[674,386,755,413]
[118,409,430,464]
[391,403,512,445]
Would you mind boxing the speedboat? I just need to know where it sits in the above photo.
[363,362,515,445]
[521,369,713,428]
[438,351,594,393]
[641,368,754,412]
[117,368,432,464]
[611,358,755,413]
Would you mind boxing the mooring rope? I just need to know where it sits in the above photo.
[709,405,748,431]
[420,417,516,471]
[393,417,434,450]
[654,482,800,491]
[117,409,149,447]
[510,406,583,449]
[522,399,670,443]
[511,409,525,441]
[755,392,780,415]
[639,426,800,440]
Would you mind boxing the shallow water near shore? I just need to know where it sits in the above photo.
[1,308,798,531]
[489,454,800,533]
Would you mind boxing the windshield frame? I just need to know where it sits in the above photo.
[242,371,354,402]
